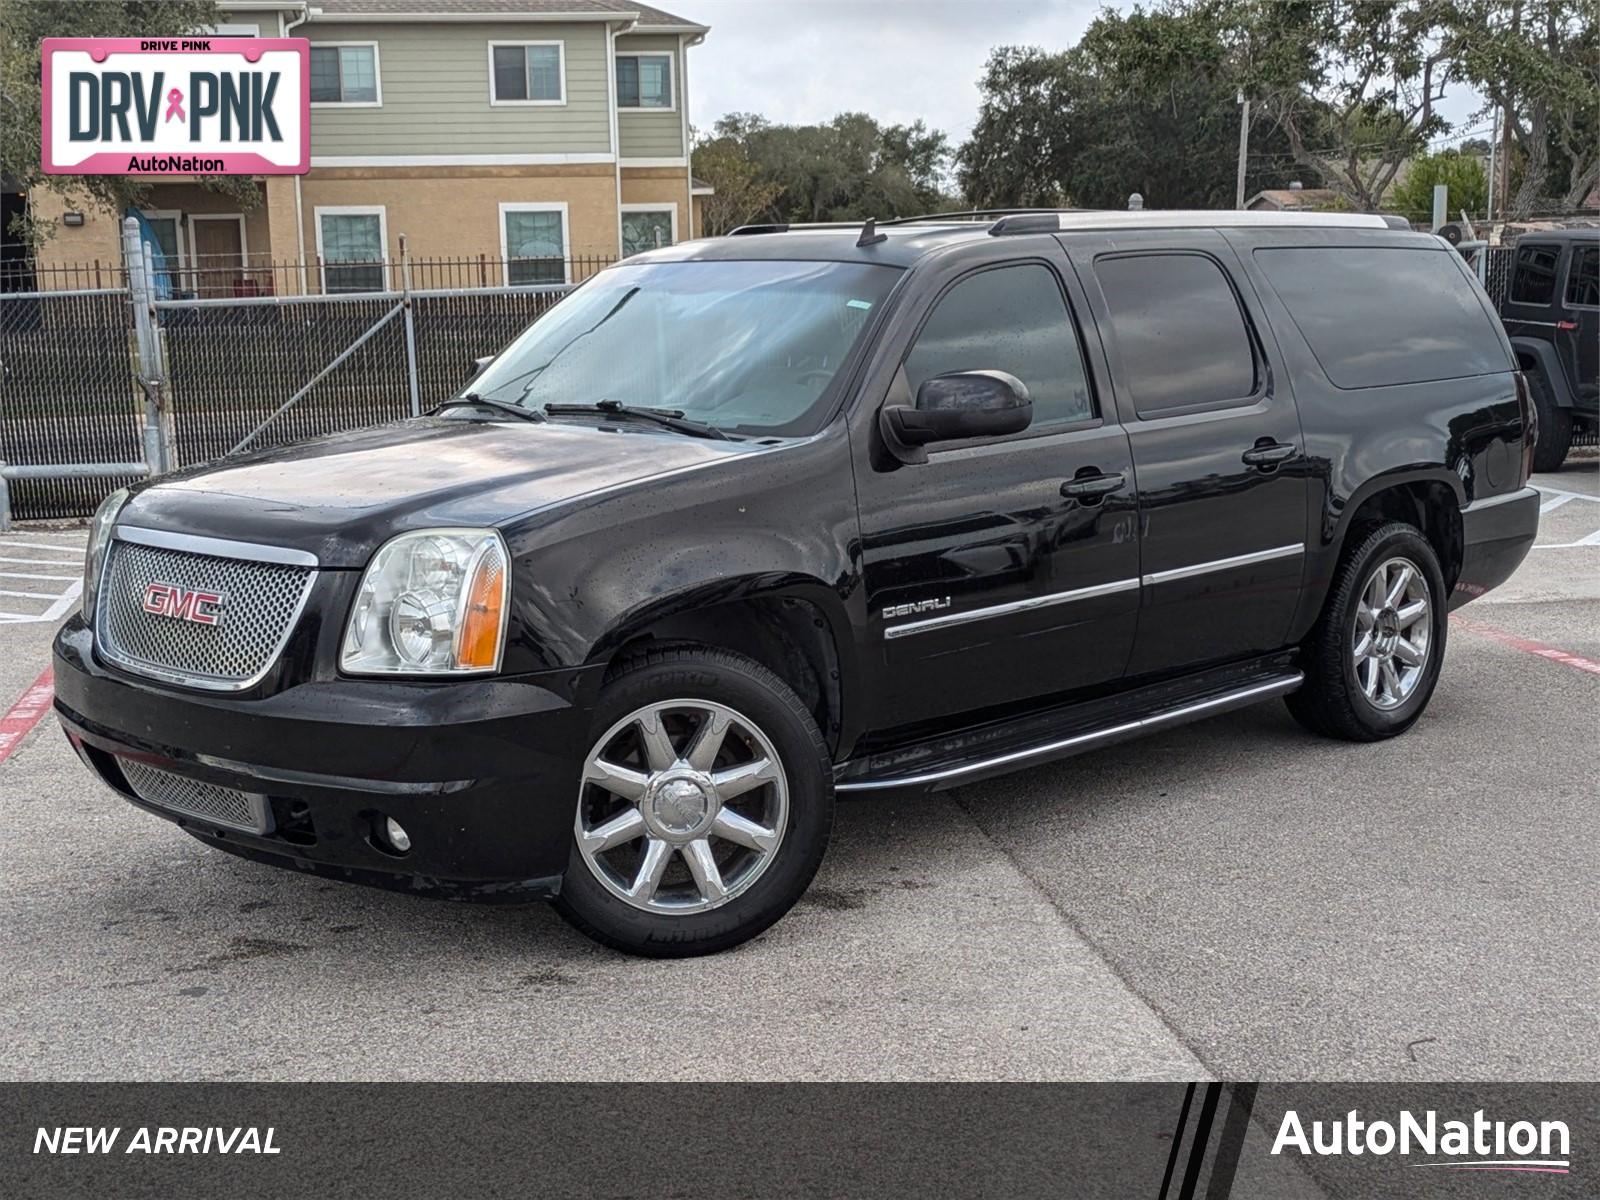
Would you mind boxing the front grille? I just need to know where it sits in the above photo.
[118,759,270,834]
[96,538,315,689]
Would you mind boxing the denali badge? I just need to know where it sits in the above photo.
[141,581,225,627]
[882,596,951,620]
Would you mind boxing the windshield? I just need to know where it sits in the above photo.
[466,259,902,437]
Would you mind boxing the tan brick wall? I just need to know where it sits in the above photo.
[620,166,691,243]
[31,166,632,290]
[300,165,620,286]
[31,190,131,276]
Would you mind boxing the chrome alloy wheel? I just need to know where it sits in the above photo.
[574,699,789,914]
[1351,556,1431,710]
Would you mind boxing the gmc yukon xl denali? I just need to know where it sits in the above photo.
[54,210,1541,956]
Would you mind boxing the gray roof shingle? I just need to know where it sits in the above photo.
[308,0,704,27]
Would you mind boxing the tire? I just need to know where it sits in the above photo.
[1285,522,1448,742]
[553,645,833,957]
[1528,370,1572,472]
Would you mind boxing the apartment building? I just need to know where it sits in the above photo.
[33,0,711,293]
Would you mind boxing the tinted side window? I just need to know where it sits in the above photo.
[1255,246,1511,389]
[1510,243,1559,305]
[1566,245,1598,307]
[903,264,1094,430]
[1092,253,1256,416]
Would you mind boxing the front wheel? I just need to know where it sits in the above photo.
[553,646,833,957]
[1286,523,1448,742]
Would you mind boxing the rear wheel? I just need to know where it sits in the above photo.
[1285,522,1447,742]
[553,646,833,957]
[1528,370,1572,472]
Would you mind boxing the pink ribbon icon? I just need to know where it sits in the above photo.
[164,88,185,123]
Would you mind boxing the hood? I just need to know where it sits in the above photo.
[119,417,763,568]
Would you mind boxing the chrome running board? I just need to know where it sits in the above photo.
[834,672,1303,793]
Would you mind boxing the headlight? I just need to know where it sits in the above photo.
[340,529,509,675]
[82,488,128,619]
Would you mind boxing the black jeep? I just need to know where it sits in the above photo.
[1495,227,1599,470]
[54,210,1540,956]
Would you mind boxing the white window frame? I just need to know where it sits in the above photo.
[139,207,188,272]
[615,51,675,112]
[309,42,383,108]
[487,40,567,107]
[498,202,571,286]
[314,205,389,294]
[619,204,678,256]
[187,213,250,296]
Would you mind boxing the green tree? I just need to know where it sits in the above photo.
[1243,0,1460,212]
[1389,148,1489,222]
[0,0,260,245]
[690,134,784,235]
[957,5,1304,210]
[1447,0,1599,214]
[701,111,953,226]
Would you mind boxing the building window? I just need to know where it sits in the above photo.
[139,211,184,296]
[317,207,387,293]
[310,44,380,105]
[616,53,672,109]
[501,204,569,285]
[621,207,676,257]
[490,42,565,104]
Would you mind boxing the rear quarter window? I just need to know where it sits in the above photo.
[1253,246,1510,389]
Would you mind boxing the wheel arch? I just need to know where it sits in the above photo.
[587,577,855,757]
[1509,336,1576,407]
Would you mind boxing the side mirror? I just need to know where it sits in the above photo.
[883,370,1032,456]
[466,354,495,385]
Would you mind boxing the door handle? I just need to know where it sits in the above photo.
[1241,440,1297,469]
[1060,471,1126,501]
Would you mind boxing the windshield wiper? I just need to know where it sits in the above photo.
[544,398,731,440]
[433,392,546,422]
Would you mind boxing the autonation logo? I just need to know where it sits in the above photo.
[1272,1109,1571,1175]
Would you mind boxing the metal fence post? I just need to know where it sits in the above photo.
[122,217,173,474]
[0,462,12,534]
[400,233,421,417]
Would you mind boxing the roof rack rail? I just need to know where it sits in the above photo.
[879,208,1092,227]
[726,221,862,236]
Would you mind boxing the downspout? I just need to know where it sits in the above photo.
[284,5,311,293]
[608,19,635,263]
[682,32,703,240]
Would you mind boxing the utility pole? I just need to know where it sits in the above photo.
[1235,92,1251,209]
[1486,108,1499,223]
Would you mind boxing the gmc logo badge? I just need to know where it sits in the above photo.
[142,581,225,626]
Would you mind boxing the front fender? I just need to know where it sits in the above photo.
[1510,336,1577,407]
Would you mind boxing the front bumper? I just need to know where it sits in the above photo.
[1450,485,1540,608]
[53,614,604,901]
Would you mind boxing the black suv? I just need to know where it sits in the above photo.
[1495,227,1599,470]
[53,210,1541,956]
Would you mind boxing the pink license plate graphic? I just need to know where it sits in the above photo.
[41,37,309,175]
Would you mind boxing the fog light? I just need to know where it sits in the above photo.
[383,817,412,853]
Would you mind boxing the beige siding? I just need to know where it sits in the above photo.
[308,22,613,158]
[616,34,685,160]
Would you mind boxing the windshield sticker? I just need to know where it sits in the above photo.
[846,299,873,310]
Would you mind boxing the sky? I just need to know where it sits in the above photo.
[684,0,1489,153]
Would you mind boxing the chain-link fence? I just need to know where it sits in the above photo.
[157,284,569,462]
[1,218,598,523]
[0,288,145,520]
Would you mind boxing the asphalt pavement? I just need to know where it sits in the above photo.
[0,463,1595,1082]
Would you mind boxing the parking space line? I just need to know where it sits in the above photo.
[0,589,58,600]
[1452,616,1600,677]
[0,666,55,766]
[1538,494,1575,514]
[0,571,79,582]
[2,541,85,553]
[0,555,83,566]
